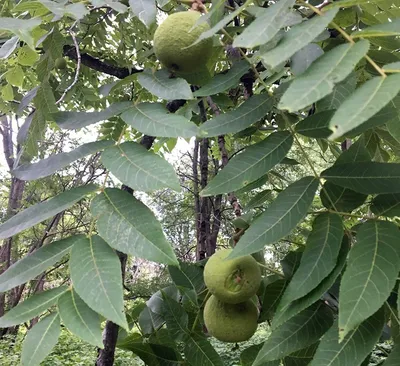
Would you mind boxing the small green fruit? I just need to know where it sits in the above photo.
[55,58,67,69]
[204,295,258,343]
[204,248,262,304]
[153,11,213,74]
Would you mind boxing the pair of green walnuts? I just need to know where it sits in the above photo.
[203,249,262,343]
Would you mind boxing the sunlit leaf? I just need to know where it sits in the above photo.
[91,188,178,265]
[0,236,84,293]
[280,40,369,111]
[58,289,103,348]
[0,17,41,49]
[229,177,318,258]
[260,9,338,69]
[137,69,193,100]
[21,313,60,366]
[70,235,128,329]
[339,221,400,339]
[201,131,293,196]
[129,0,156,28]
[329,74,400,139]
[101,142,180,192]
[121,102,199,138]
[0,287,67,327]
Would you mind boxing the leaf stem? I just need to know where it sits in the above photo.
[257,262,285,278]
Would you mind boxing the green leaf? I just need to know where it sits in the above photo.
[320,182,367,212]
[370,193,400,217]
[232,0,297,49]
[339,221,400,340]
[129,0,156,28]
[279,40,369,112]
[0,184,97,240]
[278,213,343,307]
[194,61,249,97]
[382,343,400,365]
[21,313,60,366]
[295,110,335,138]
[260,9,338,69]
[137,69,193,100]
[229,177,318,258]
[0,17,41,50]
[91,188,178,265]
[138,306,164,335]
[0,236,83,293]
[57,289,103,348]
[184,333,224,366]
[329,74,400,139]
[383,62,400,72]
[200,94,274,137]
[53,102,132,130]
[321,162,400,194]
[310,308,385,366]
[13,141,114,180]
[244,189,272,211]
[317,72,357,111]
[240,344,270,366]
[259,279,288,322]
[168,261,205,293]
[201,131,293,196]
[161,293,188,341]
[6,65,24,87]
[69,235,128,329]
[352,19,400,38]
[272,236,349,329]
[0,36,19,59]
[121,102,199,138]
[0,287,67,327]
[101,142,180,192]
[291,44,324,76]
[254,302,334,365]
[236,173,269,195]
[283,343,319,366]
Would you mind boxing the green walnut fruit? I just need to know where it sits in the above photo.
[204,248,262,304]
[204,295,258,343]
[55,58,67,69]
[153,11,213,74]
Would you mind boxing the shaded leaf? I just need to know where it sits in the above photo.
[0,17,41,49]
[200,94,274,137]
[229,177,318,258]
[254,302,334,365]
[295,110,334,138]
[161,292,188,341]
[91,188,178,265]
[201,131,293,196]
[121,102,198,138]
[194,61,249,97]
[168,261,204,293]
[278,213,343,307]
[58,289,103,348]
[0,236,84,293]
[0,287,67,327]
[101,142,180,192]
[370,193,400,217]
[138,306,164,335]
[329,74,400,139]
[321,162,400,194]
[54,102,132,130]
[0,36,19,59]
[310,308,385,366]
[184,332,224,366]
[382,343,400,365]
[137,69,193,100]
[272,237,349,329]
[236,174,269,195]
[70,235,128,329]
[233,0,297,49]
[0,184,97,240]
[320,182,367,212]
[280,40,369,111]
[13,141,113,180]
[260,9,338,69]
[339,221,400,339]
[383,62,400,72]
[291,44,324,76]
[259,279,288,322]
[21,313,60,366]
[283,342,319,366]
[244,190,272,211]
